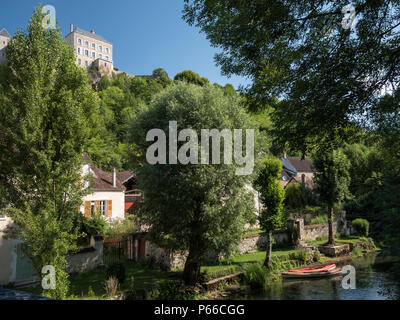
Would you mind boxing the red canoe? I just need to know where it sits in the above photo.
[287,264,337,273]
[282,264,341,279]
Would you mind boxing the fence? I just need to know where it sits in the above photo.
[103,238,135,265]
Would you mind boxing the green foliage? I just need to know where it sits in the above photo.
[254,158,285,232]
[289,249,311,264]
[156,281,196,300]
[174,70,209,86]
[352,247,363,257]
[130,82,258,284]
[313,250,322,263]
[0,6,98,299]
[284,183,314,210]
[87,286,96,298]
[106,262,126,284]
[313,149,351,208]
[105,215,138,240]
[242,263,267,291]
[310,215,328,225]
[352,219,370,237]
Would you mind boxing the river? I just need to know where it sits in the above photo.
[247,254,400,300]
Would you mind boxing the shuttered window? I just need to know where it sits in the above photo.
[107,200,112,217]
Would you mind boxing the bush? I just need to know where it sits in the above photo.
[156,281,197,300]
[289,249,311,264]
[310,215,328,225]
[105,215,138,240]
[242,263,267,291]
[284,183,314,209]
[352,218,370,237]
[313,250,322,262]
[104,276,119,298]
[106,262,126,284]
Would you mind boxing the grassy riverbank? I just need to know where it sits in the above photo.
[8,235,375,300]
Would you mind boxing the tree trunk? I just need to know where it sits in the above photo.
[327,206,335,245]
[264,231,273,268]
[183,247,201,286]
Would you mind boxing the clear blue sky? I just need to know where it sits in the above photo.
[0,0,250,89]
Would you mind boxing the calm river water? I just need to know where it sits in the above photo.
[247,254,400,300]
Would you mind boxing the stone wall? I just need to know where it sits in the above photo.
[66,236,104,274]
[238,230,290,255]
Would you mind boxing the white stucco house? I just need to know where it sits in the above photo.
[79,154,125,222]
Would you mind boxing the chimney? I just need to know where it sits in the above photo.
[70,24,74,33]
[283,151,287,159]
[91,29,95,34]
[112,168,117,188]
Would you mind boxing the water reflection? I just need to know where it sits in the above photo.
[248,254,400,300]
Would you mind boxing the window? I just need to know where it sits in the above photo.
[84,50,89,56]
[106,48,109,54]
[90,201,96,217]
[78,58,81,65]
[99,54,103,59]
[77,47,81,55]
[92,52,95,58]
[104,63,107,67]
[100,200,107,217]
[85,41,89,47]
[85,61,88,67]
[105,56,109,61]
[78,39,82,45]
[99,45,102,52]
[92,43,96,49]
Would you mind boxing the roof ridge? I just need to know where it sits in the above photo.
[0,28,11,38]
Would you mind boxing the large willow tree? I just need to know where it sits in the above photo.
[0,7,97,298]
[130,82,258,285]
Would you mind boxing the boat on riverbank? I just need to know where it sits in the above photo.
[282,264,342,279]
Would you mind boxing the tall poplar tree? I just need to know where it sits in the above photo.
[0,7,97,298]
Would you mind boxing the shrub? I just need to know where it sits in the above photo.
[311,215,328,225]
[106,262,126,284]
[242,263,267,291]
[87,286,95,298]
[284,183,314,209]
[313,250,322,262]
[289,249,311,264]
[352,247,363,257]
[352,218,370,237]
[155,281,196,300]
[105,215,138,240]
[104,276,119,298]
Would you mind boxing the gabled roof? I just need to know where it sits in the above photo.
[116,171,135,184]
[83,154,124,191]
[280,157,297,176]
[0,28,11,38]
[287,156,313,172]
[71,27,112,45]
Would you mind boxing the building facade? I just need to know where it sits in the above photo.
[65,24,113,76]
[80,154,125,222]
[0,28,11,64]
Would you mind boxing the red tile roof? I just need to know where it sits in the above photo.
[286,157,313,172]
[116,171,135,184]
[83,154,125,191]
